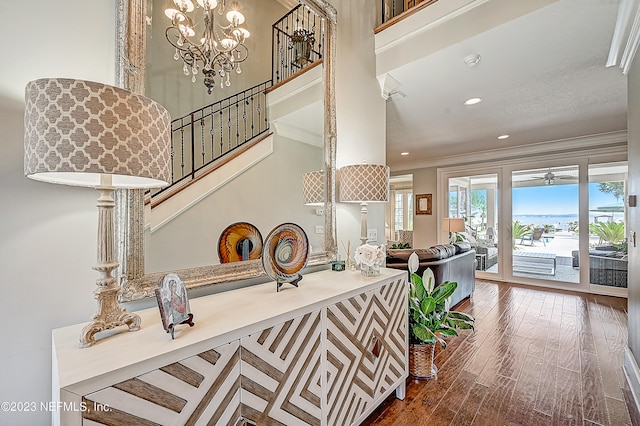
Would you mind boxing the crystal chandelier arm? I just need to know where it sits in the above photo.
[164,0,249,93]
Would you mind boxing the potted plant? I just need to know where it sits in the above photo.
[407,252,475,379]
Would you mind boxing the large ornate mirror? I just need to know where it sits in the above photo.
[115,0,337,301]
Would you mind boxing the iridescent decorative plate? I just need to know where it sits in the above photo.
[262,223,309,291]
[218,222,263,263]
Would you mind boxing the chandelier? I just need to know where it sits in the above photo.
[165,0,250,94]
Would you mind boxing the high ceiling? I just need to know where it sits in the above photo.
[385,0,629,169]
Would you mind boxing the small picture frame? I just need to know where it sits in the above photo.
[416,193,432,215]
[155,273,194,339]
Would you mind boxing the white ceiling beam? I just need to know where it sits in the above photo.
[607,0,640,74]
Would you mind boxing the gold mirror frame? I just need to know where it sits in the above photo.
[115,0,337,301]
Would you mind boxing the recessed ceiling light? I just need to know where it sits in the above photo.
[497,134,510,140]
[400,152,410,156]
[464,97,483,106]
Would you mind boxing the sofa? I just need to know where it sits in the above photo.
[385,243,476,308]
[571,247,628,287]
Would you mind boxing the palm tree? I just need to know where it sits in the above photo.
[589,221,625,246]
[512,220,531,249]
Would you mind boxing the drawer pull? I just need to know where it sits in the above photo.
[370,335,381,358]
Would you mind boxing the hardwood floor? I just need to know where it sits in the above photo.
[363,279,635,426]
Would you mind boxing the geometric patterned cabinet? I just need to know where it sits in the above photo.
[326,282,407,426]
[83,342,241,425]
[82,314,323,425]
[241,311,322,425]
[52,268,407,426]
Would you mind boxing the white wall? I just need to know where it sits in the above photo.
[334,0,388,256]
[409,167,439,248]
[0,1,388,424]
[0,1,116,425]
[146,135,324,271]
[626,39,640,390]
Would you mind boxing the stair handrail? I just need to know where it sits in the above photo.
[152,80,272,197]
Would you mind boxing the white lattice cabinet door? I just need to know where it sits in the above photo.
[82,341,241,425]
[325,278,407,426]
[240,310,322,426]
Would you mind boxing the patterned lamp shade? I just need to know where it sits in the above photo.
[302,171,325,205]
[24,78,171,188]
[339,164,390,202]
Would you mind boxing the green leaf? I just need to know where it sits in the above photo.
[436,326,459,337]
[447,311,475,322]
[431,281,457,304]
[420,297,436,315]
[410,274,426,300]
[449,320,475,330]
[413,324,436,344]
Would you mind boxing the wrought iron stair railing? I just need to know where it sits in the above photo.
[151,81,271,198]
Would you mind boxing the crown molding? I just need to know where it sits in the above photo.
[273,121,323,147]
[274,0,299,10]
[391,131,628,172]
[607,0,640,75]
[376,73,403,100]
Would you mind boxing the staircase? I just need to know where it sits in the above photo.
[147,4,324,232]
[150,81,272,205]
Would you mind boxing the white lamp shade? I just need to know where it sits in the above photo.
[24,78,171,189]
[339,164,390,203]
[302,171,324,205]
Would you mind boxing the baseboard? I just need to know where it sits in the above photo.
[624,347,640,415]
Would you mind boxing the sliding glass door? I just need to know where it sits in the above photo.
[588,162,628,292]
[511,166,580,283]
[447,173,499,276]
[441,159,627,296]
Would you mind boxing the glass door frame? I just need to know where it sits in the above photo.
[438,152,628,297]
[439,165,505,281]
[503,159,590,293]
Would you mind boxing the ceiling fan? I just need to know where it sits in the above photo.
[531,168,578,185]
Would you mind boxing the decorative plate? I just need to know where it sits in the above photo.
[262,223,309,291]
[218,222,263,263]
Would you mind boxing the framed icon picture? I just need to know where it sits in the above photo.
[155,273,194,339]
[416,193,432,215]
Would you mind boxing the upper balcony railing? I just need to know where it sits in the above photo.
[379,0,438,28]
[272,4,324,85]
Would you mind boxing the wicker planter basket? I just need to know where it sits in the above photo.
[409,343,437,379]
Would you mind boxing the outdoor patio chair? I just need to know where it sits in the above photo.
[520,227,546,246]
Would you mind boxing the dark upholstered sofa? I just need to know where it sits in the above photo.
[571,246,628,288]
[385,243,476,308]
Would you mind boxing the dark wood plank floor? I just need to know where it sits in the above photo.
[363,279,637,426]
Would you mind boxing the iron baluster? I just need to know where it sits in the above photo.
[190,113,196,180]
[180,126,185,179]
[200,118,205,165]
[214,106,216,161]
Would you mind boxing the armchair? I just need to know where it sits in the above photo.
[456,231,497,271]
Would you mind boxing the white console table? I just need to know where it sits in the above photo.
[52,268,408,426]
